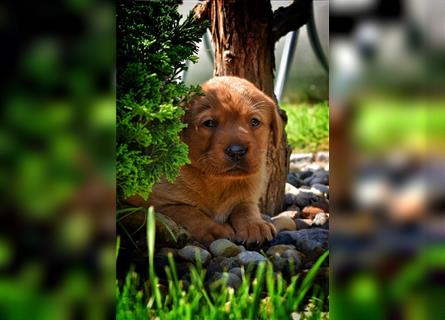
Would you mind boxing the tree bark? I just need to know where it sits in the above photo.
[206,0,290,215]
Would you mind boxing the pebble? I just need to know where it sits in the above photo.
[302,206,325,219]
[305,163,323,171]
[282,249,304,263]
[313,212,329,227]
[271,216,296,232]
[298,171,314,180]
[268,228,328,258]
[266,244,296,257]
[274,211,299,219]
[290,153,313,163]
[311,183,329,194]
[270,255,288,272]
[292,191,314,208]
[315,151,329,162]
[237,251,267,266]
[209,239,241,257]
[282,250,303,272]
[208,256,239,273]
[310,177,328,186]
[287,173,304,188]
[229,267,244,279]
[294,218,313,229]
[284,193,296,206]
[294,192,329,212]
[208,272,242,290]
[285,183,300,195]
[178,245,211,264]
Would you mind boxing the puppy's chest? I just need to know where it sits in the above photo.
[202,182,256,223]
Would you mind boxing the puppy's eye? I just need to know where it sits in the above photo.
[250,118,261,127]
[203,119,217,128]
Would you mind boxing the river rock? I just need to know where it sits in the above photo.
[229,267,245,279]
[315,151,329,162]
[266,244,296,257]
[311,183,329,194]
[178,245,211,264]
[301,206,325,219]
[209,239,241,257]
[295,218,313,229]
[313,212,328,227]
[285,183,300,195]
[268,228,328,259]
[208,272,242,290]
[237,251,267,266]
[287,173,304,188]
[271,216,296,232]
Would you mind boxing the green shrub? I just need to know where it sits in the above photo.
[117,0,206,200]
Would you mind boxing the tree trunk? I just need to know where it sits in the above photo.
[208,0,290,215]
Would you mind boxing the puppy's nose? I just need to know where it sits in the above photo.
[225,144,247,161]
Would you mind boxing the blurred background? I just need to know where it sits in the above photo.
[0,1,115,319]
[1,0,444,319]
[330,0,445,319]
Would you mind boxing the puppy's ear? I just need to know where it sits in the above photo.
[270,103,283,149]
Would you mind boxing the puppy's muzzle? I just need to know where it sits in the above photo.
[225,144,247,162]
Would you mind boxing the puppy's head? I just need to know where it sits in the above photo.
[182,76,282,177]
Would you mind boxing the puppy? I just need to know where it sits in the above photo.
[138,76,282,245]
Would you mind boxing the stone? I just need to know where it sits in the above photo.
[282,250,303,273]
[274,211,299,219]
[209,272,242,290]
[313,212,328,227]
[178,245,211,264]
[270,255,288,272]
[271,216,296,232]
[229,267,244,279]
[290,153,313,163]
[209,239,241,257]
[294,192,329,212]
[294,218,313,229]
[206,256,239,276]
[294,192,320,208]
[286,204,301,212]
[266,244,296,257]
[287,173,304,188]
[305,163,322,171]
[315,151,329,162]
[298,171,314,180]
[238,245,246,252]
[268,228,328,259]
[303,176,314,185]
[282,249,304,263]
[311,183,329,194]
[236,251,267,266]
[310,177,328,186]
[301,206,325,219]
[285,183,300,195]
[284,193,296,206]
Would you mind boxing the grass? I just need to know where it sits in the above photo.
[116,208,329,319]
[281,102,329,153]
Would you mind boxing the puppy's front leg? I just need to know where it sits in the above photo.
[229,203,276,244]
[160,205,235,245]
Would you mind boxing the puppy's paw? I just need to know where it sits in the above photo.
[232,218,277,244]
[194,223,235,245]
